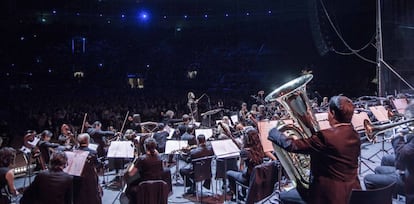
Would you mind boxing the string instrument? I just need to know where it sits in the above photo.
[218,122,242,149]
[124,157,140,185]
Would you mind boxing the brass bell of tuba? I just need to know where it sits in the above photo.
[265,74,319,192]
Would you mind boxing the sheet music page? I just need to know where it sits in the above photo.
[315,112,331,130]
[210,139,240,159]
[28,137,40,147]
[88,143,98,151]
[64,150,89,176]
[165,140,188,154]
[257,120,279,152]
[195,129,213,139]
[351,112,370,131]
[167,128,175,139]
[369,106,389,122]
[393,99,408,114]
[107,141,135,158]
[230,115,238,124]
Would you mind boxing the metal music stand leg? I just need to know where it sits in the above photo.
[367,135,390,161]
[359,155,375,175]
[172,154,183,185]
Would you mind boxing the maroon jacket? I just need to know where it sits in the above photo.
[269,124,361,204]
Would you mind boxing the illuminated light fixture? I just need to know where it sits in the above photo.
[121,14,126,18]
[184,15,188,19]
[163,15,167,19]
[225,13,229,17]
[137,10,150,22]
[268,10,272,14]
[246,12,250,16]
[99,13,103,17]
[204,14,208,18]
[52,10,57,14]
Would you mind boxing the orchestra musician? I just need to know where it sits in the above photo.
[86,121,115,158]
[152,123,168,154]
[37,130,60,170]
[73,133,102,204]
[0,147,18,203]
[126,137,164,203]
[20,151,73,204]
[180,134,214,195]
[226,126,265,201]
[187,92,200,122]
[364,102,414,204]
[269,95,361,204]
[238,102,249,124]
[58,124,76,147]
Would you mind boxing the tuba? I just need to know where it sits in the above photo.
[265,74,319,192]
[364,118,414,142]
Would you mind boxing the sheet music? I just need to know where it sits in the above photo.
[369,106,389,122]
[393,99,408,114]
[351,112,370,131]
[314,112,331,130]
[195,128,213,139]
[230,115,238,124]
[165,140,188,154]
[257,120,279,152]
[107,141,135,158]
[88,143,98,151]
[28,137,40,147]
[210,139,240,159]
[64,150,89,176]
[167,128,175,139]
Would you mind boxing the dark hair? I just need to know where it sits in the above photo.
[243,127,264,166]
[197,134,206,144]
[92,121,102,128]
[49,151,68,171]
[0,147,16,167]
[144,137,158,156]
[329,96,354,123]
[41,130,53,139]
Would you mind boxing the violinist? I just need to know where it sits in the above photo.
[38,130,60,169]
[58,124,76,147]
[126,137,164,203]
[152,123,168,154]
[86,121,115,158]
[180,134,214,195]
[73,133,102,204]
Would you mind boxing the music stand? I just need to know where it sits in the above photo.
[165,140,188,185]
[257,120,278,153]
[392,98,408,115]
[106,141,135,204]
[210,139,240,201]
[351,112,375,174]
[368,105,393,159]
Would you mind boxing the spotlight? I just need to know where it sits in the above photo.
[121,14,126,18]
[137,10,150,22]
[204,14,208,18]
[225,13,229,17]
[184,15,188,19]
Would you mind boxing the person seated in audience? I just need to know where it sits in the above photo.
[180,134,214,195]
[126,137,164,203]
[0,147,18,203]
[226,126,265,201]
[21,151,73,204]
[364,102,414,204]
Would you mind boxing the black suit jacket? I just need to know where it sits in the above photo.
[21,170,73,204]
[269,125,361,204]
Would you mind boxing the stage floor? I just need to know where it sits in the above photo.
[12,137,405,204]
